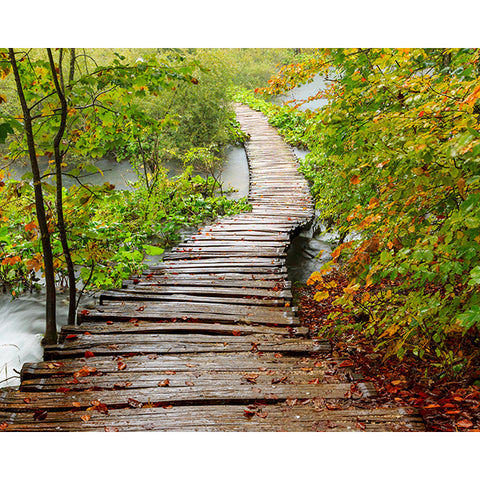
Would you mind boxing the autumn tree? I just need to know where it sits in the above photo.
[0,48,200,343]
[257,48,480,368]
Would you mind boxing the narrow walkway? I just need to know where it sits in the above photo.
[0,105,424,431]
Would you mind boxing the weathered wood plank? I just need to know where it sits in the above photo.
[0,405,424,432]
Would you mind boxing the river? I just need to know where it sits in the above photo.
[0,76,329,388]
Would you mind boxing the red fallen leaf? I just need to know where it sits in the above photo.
[80,310,89,315]
[355,420,366,431]
[445,410,461,415]
[114,382,132,389]
[272,376,288,384]
[65,334,78,340]
[127,398,143,408]
[158,379,170,387]
[133,279,140,284]
[418,110,425,117]
[258,367,267,372]
[105,426,119,432]
[285,397,298,407]
[106,321,114,325]
[185,381,195,386]
[244,373,259,383]
[338,360,354,368]
[81,415,91,422]
[91,400,109,414]
[67,378,79,384]
[83,332,91,335]
[325,402,341,410]
[274,353,283,358]
[85,351,95,358]
[74,366,97,378]
[159,403,173,409]
[129,318,139,323]
[0,423,8,430]
[136,305,146,311]
[23,397,32,404]
[456,419,474,429]
[243,409,255,418]
[232,330,241,336]
[117,362,127,371]
[164,371,176,375]
[308,378,321,384]
[55,387,71,393]
[33,409,48,421]
[256,411,268,419]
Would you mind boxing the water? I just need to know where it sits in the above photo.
[273,74,329,111]
[0,292,70,388]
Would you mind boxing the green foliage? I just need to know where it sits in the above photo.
[0,168,250,293]
[261,48,480,368]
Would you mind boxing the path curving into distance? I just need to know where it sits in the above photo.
[0,104,424,431]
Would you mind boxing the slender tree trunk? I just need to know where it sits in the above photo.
[8,49,57,344]
[47,48,77,325]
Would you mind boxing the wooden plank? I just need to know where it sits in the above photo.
[0,382,363,412]
[59,322,308,340]
[21,352,328,380]
[0,405,424,432]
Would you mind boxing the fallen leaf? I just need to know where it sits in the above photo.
[147,354,158,359]
[65,334,78,340]
[274,353,283,358]
[0,423,8,430]
[272,376,288,384]
[33,410,48,421]
[164,371,176,375]
[23,397,32,404]
[114,382,132,389]
[106,321,114,325]
[80,309,89,315]
[81,415,91,422]
[91,400,109,414]
[105,426,119,432]
[338,360,354,368]
[117,362,127,371]
[256,411,268,419]
[127,398,143,408]
[286,397,298,407]
[185,381,195,386]
[243,409,255,418]
[308,378,321,384]
[456,419,474,429]
[107,344,119,350]
[232,330,241,336]
[72,402,81,408]
[84,351,95,358]
[158,379,170,387]
[244,373,259,384]
[355,420,366,430]
[55,387,71,393]
[136,305,146,311]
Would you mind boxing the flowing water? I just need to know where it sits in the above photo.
[0,77,330,387]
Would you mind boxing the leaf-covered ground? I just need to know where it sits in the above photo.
[293,271,480,432]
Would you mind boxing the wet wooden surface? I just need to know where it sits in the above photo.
[0,104,425,431]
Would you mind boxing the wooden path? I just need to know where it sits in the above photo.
[0,104,424,431]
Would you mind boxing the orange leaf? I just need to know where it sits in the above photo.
[81,415,91,422]
[350,175,361,185]
[456,419,473,429]
[158,379,170,387]
[338,360,354,368]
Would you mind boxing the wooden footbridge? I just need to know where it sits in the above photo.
[0,104,424,431]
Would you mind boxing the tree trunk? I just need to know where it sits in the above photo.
[47,48,77,326]
[8,49,57,344]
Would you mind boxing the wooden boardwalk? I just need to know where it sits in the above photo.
[0,104,424,431]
